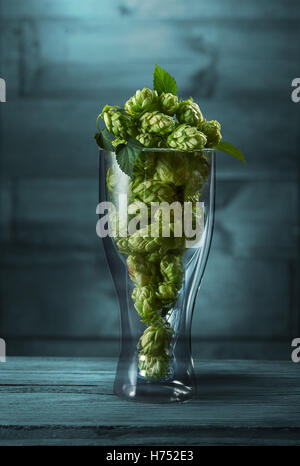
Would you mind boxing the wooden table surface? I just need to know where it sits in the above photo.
[0,358,299,446]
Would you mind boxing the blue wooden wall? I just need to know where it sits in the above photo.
[0,0,299,358]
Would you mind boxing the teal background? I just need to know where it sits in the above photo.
[0,0,299,358]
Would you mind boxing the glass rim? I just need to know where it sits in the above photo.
[100,147,216,154]
[140,147,215,153]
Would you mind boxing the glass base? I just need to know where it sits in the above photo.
[114,379,195,404]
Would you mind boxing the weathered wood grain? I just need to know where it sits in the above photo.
[1,99,299,180]
[0,358,299,445]
[1,0,299,20]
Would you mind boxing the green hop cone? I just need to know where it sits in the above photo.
[199,119,222,147]
[139,354,171,379]
[139,323,173,358]
[133,151,157,177]
[125,87,159,120]
[127,254,158,287]
[147,251,162,263]
[116,237,131,255]
[106,167,118,193]
[183,154,210,201]
[101,105,137,140]
[155,152,188,186]
[136,133,165,148]
[156,281,178,306]
[127,200,150,228]
[138,322,173,378]
[139,111,176,136]
[128,223,184,255]
[184,171,204,201]
[160,253,184,290]
[130,179,176,205]
[159,92,179,116]
[167,124,207,151]
[111,138,126,148]
[176,97,204,126]
[132,285,162,321]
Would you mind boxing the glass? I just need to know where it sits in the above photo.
[99,148,215,403]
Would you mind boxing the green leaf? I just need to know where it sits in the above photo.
[153,64,178,96]
[215,141,247,164]
[116,139,144,178]
[94,129,115,151]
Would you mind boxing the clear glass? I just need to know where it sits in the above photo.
[99,148,215,403]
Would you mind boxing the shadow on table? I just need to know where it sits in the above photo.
[194,371,268,401]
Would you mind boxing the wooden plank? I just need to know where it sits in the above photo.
[195,252,291,338]
[2,18,299,97]
[0,358,299,446]
[0,425,299,446]
[0,249,292,339]
[1,0,299,20]
[0,255,118,338]
[1,178,295,258]
[1,337,290,360]
[1,99,298,180]
[214,181,298,260]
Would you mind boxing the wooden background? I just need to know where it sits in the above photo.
[0,0,299,359]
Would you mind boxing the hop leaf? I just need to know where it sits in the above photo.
[125,87,159,119]
[167,124,207,151]
[115,138,144,178]
[153,65,178,96]
[176,98,203,126]
[159,92,179,116]
[100,105,137,140]
[139,111,176,136]
[216,141,247,164]
[94,129,115,151]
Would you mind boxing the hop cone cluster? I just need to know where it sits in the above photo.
[98,85,221,150]
[98,79,220,380]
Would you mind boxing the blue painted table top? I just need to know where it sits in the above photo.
[0,358,299,445]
